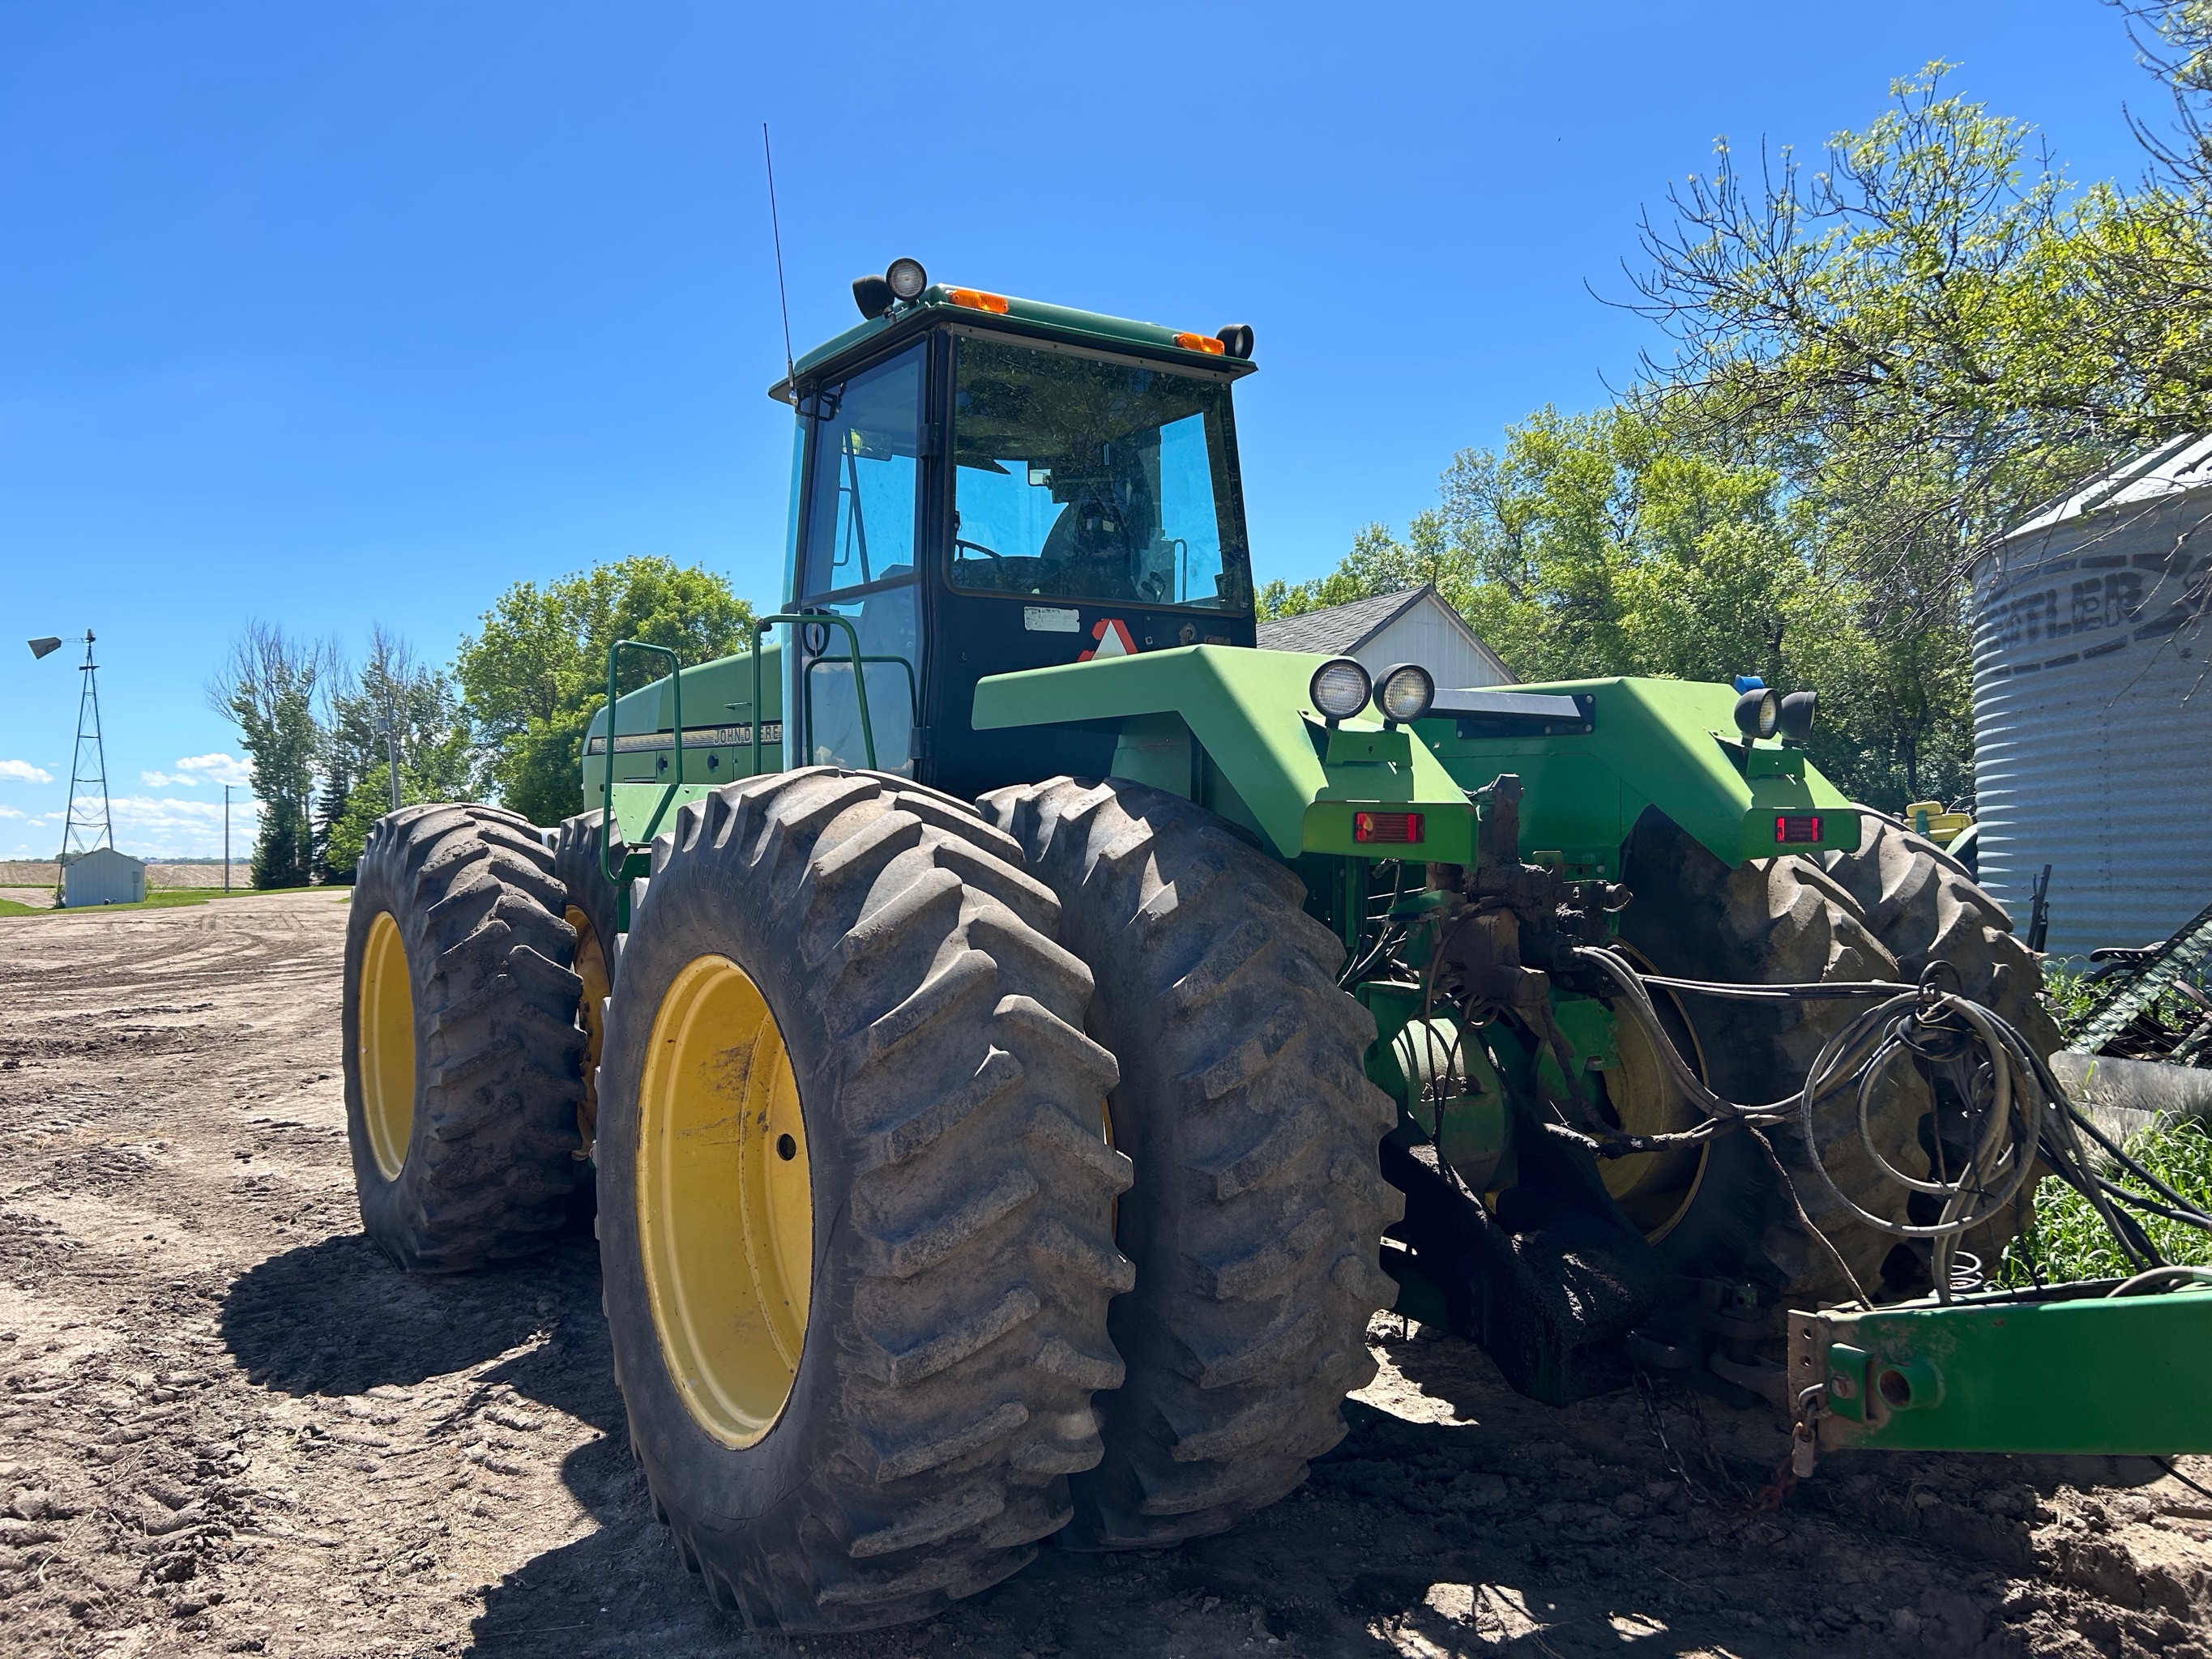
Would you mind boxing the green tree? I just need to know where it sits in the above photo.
[1287,402,1975,808]
[320,625,480,881]
[1629,61,2212,601]
[455,557,754,826]
[207,622,334,889]
[1277,49,2212,812]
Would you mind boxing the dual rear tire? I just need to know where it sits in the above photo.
[343,775,1401,1630]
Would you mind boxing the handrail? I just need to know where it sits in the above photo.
[752,612,876,774]
[600,639,683,885]
[804,651,916,729]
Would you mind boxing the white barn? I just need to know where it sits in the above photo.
[1256,584,1513,689]
[63,847,146,907]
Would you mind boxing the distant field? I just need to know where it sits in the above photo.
[0,860,252,889]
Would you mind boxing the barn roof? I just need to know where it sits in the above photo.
[1256,583,1512,683]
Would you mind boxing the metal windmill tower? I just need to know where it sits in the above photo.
[49,631,115,863]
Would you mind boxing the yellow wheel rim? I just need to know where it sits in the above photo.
[1595,947,1709,1242]
[358,910,416,1180]
[637,953,813,1448]
[566,906,610,1156]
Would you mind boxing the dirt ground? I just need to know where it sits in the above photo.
[2,893,2209,1659]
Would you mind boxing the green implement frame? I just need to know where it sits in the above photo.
[1789,1282,2212,1455]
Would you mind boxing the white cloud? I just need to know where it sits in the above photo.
[101,795,261,859]
[142,771,188,787]
[0,760,53,784]
[0,806,23,819]
[174,753,252,787]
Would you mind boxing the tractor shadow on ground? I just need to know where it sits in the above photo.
[218,1230,605,1401]
[219,1228,736,1655]
[1384,1316,2169,1580]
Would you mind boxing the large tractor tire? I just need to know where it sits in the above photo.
[1617,810,2058,1309]
[552,808,626,1161]
[342,804,587,1270]
[595,770,1134,1631]
[983,778,1403,1550]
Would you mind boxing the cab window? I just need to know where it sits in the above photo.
[949,336,1249,611]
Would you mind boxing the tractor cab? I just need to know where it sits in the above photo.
[773,262,1259,800]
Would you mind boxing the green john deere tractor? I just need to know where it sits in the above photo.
[342,261,2212,1631]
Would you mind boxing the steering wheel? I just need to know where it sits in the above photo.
[955,537,1004,561]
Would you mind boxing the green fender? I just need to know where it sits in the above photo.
[973,650,1860,874]
[971,645,1480,863]
[1414,676,1860,876]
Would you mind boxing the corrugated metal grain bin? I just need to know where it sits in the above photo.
[1971,435,2212,960]
[62,847,146,907]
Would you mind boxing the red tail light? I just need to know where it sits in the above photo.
[1775,815,1822,845]
[1354,812,1423,845]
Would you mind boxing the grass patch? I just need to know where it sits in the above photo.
[2043,960,2211,1060]
[0,888,288,918]
[1997,1118,2212,1285]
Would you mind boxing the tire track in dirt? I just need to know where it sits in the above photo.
[0,893,2206,1657]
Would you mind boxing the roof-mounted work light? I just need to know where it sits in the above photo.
[886,257,929,301]
[1310,658,1372,726]
[852,275,894,318]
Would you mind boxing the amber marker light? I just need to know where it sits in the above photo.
[1173,331,1228,355]
[948,288,1010,313]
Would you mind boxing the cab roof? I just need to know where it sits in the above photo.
[769,284,1257,402]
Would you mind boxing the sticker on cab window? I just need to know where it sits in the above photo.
[1023,606,1081,633]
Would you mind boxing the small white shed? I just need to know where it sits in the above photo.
[1256,584,1514,689]
[63,847,147,907]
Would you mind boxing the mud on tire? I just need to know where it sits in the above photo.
[1619,810,2058,1308]
[342,803,587,1271]
[984,778,1403,1550]
[596,769,1134,1631]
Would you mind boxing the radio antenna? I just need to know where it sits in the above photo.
[762,123,796,397]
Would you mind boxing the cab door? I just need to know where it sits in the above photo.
[787,340,929,777]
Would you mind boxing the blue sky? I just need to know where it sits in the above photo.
[0,2,2166,857]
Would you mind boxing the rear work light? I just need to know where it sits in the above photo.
[948,288,1009,313]
[1354,812,1424,845]
[1172,331,1228,355]
[1775,814,1823,845]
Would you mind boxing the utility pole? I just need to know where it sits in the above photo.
[224,785,233,893]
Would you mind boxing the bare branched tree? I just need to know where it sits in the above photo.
[207,621,338,889]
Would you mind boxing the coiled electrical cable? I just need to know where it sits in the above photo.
[1571,945,2211,1303]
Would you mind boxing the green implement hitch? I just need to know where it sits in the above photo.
[1789,1277,2212,1457]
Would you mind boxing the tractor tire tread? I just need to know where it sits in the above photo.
[342,802,587,1272]
[599,768,1133,1631]
[983,775,1402,1551]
